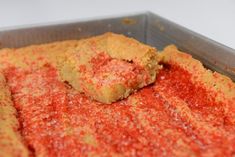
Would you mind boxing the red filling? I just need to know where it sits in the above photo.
[4,63,235,157]
[81,52,150,88]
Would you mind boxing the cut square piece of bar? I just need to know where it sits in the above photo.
[59,33,161,103]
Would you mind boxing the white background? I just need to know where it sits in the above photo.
[0,0,234,49]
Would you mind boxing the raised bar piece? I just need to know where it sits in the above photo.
[59,33,161,103]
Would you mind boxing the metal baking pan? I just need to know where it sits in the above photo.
[0,12,234,81]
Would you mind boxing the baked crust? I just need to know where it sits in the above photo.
[0,40,80,71]
[0,73,29,157]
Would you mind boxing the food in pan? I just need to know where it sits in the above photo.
[0,33,235,157]
[0,33,161,104]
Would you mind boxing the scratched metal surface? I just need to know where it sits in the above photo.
[0,12,234,80]
[0,13,146,48]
